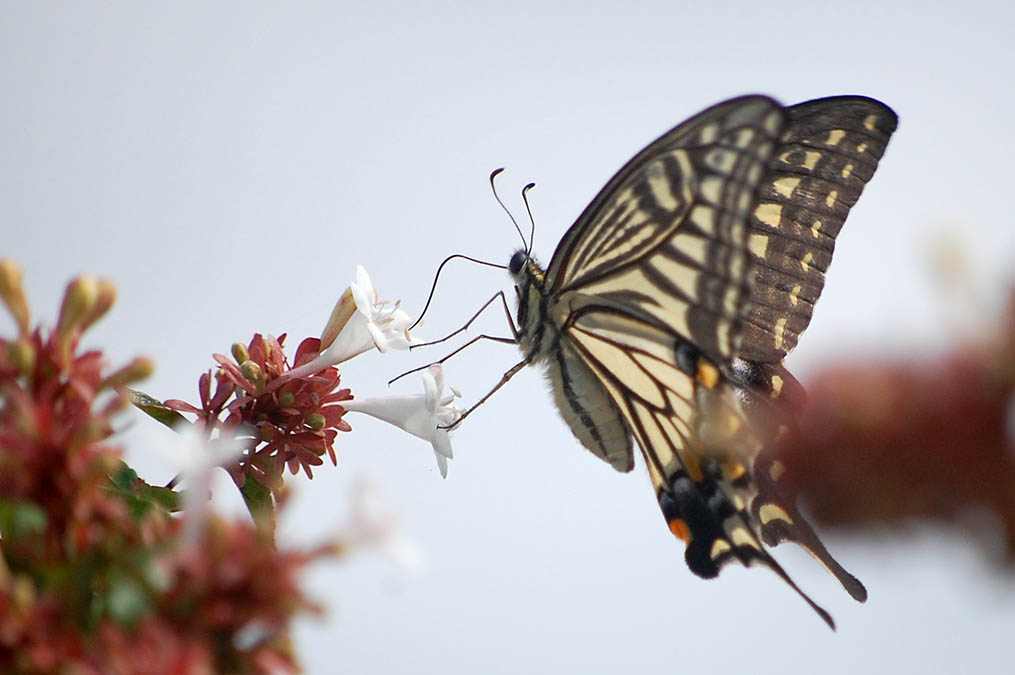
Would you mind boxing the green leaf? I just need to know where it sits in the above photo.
[107,460,180,518]
[0,500,48,537]
[239,470,276,541]
[109,462,141,492]
[129,389,190,430]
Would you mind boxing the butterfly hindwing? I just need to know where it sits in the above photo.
[547,338,635,472]
[564,306,838,627]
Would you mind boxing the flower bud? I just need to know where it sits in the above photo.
[305,412,326,430]
[0,259,30,335]
[231,342,250,364]
[6,338,36,376]
[56,275,99,342]
[240,360,266,395]
[100,357,156,390]
[79,279,117,333]
[319,287,356,351]
[240,359,262,382]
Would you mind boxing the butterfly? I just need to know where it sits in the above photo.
[504,95,897,628]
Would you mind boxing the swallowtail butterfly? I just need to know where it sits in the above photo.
[506,95,897,628]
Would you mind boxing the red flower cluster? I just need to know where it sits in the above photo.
[164,334,353,494]
[0,261,341,673]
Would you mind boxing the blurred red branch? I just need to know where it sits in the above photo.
[779,287,1015,562]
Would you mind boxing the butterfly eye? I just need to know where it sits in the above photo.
[508,250,527,276]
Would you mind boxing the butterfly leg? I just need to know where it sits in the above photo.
[439,358,528,430]
[410,290,519,350]
[388,333,517,385]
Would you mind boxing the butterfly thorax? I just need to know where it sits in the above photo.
[508,249,561,364]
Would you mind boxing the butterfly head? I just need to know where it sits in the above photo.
[508,249,528,277]
[507,249,545,286]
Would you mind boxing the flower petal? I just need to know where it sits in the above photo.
[431,428,453,459]
[145,425,246,546]
[366,320,389,353]
[433,451,449,479]
[341,365,461,477]
[354,265,375,299]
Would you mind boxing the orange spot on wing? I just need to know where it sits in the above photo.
[669,518,691,542]
[697,361,720,389]
[721,459,746,481]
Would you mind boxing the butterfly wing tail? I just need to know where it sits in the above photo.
[655,464,837,630]
[752,452,868,602]
[728,360,869,603]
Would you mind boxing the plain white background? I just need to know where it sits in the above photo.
[3,2,1013,673]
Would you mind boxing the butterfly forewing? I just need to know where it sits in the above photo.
[546,96,787,363]
[740,96,899,362]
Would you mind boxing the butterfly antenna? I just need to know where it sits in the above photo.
[409,253,507,332]
[521,181,537,255]
[490,168,528,251]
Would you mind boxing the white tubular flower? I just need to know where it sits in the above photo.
[342,364,462,478]
[284,266,415,382]
[149,425,246,546]
[328,265,415,359]
[338,474,422,572]
[349,264,415,352]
